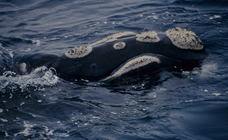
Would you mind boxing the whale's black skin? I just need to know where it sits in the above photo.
[10,27,207,81]
[13,53,59,74]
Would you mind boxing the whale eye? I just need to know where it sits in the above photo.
[136,31,160,43]
[113,42,126,50]
[65,45,93,58]
[165,27,204,50]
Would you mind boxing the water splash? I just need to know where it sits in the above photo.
[0,66,58,93]
[181,63,218,79]
[200,63,218,78]
[14,121,56,139]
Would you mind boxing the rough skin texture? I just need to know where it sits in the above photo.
[89,31,136,47]
[101,55,161,81]
[136,31,160,43]
[65,45,93,58]
[113,42,126,50]
[165,27,204,50]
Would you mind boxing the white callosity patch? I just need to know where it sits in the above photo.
[136,31,160,43]
[101,55,161,81]
[65,45,93,58]
[89,31,136,47]
[165,27,204,50]
[65,32,135,59]
[113,42,126,50]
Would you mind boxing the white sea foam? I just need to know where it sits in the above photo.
[32,40,41,46]
[0,66,58,93]
[200,63,218,78]
[212,92,221,96]
[209,15,222,20]
[182,63,218,79]
[15,121,54,137]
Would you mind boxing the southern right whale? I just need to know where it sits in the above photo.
[3,27,206,81]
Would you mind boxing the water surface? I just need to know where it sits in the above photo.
[0,0,228,139]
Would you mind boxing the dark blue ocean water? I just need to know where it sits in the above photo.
[0,0,228,139]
